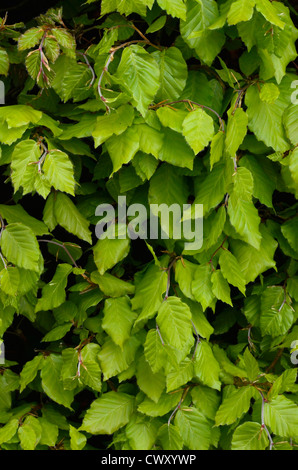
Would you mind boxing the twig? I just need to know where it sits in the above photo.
[191,320,201,360]
[168,386,190,426]
[77,51,95,88]
[38,239,79,268]
[259,391,274,450]
[153,100,225,132]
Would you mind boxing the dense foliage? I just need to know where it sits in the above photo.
[0,0,297,451]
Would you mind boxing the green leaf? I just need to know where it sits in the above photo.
[125,413,159,450]
[80,392,135,434]
[230,225,277,283]
[281,218,298,253]
[151,47,188,101]
[93,227,130,275]
[1,223,41,272]
[35,264,73,312]
[194,340,221,390]
[91,271,135,298]
[175,406,211,450]
[41,354,74,409]
[54,192,92,244]
[116,45,160,117]
[264,395,298,438]
[166,358,194,392]
[102,297,137,349]
[138,390,183,417]
[42,150,75,196]
[215,386,257,426]
[219,250,246,295]
[243,347,260,382]
[18,422,38,450]
[227,0,255,25]
[175,259,197,301]
[92,105,135,148]
[144,329,167,374]
[158,128,195,170]
[255,0,285,29]
[157,423,183,450]
[260,286,294,337]
[181,0,225,66]
[132,262,168,327]
[146,15,167,34]
[41,323,72,342]
[18,27,44,50]
[232,422,269,450]
[0,204,49,236]
[11,139,41,194]
[156,296,193,354]
[225,108,248,158]
[39,417,59,447]
[136,354,165,403]
[20,355,43,393]
[98,335,140,380]
[157,0,186,20]
[51,28,76,55]
[211,269,233,306]
[182,108,214,154]
[192,264,215,311]
[210,132,225,170]
[105,125,140,174]
[245,80,291,152]
[0,419,19,445]
[0,48,9,76]
[69,425,87,450]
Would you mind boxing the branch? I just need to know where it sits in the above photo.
[153,100,225,132]
[38,239,79,268]
[259,391,274,450]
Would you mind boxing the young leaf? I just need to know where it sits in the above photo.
[80,392,135,434]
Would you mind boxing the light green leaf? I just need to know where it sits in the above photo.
[35,264,73,312]
[0,48,9,76]
[157,423,183,450]
[264,395,298,438]
[138,391,183,417]
[181,0,225,66]
[144,329,167,374]
[18,27,44,50]
[136,354,166,403]
[11,139,41,194]
[151,47,188,101]
[80,392,135,434]
[41,354,74,409]
[255,0,285,28]
[92,105,135,148]
[20,355,43,393]
[225,108,248,158]
[182,108,214,154]
[211,269,233,306]
[175,406,211,450]
[102,296,137,349]
[69,425,87,450]
[0,204,49,236]
[125,413,159,450]
[157,0,186,20]
[132,262,168,327]
[105,125,140,174]
[219,250,246,295]
[192,264,215,311]
[91,271,135,298]
[43,150,75,196]
[116,45,160,117]
[54,192,92,244]
[166,358,194,392]
[156,296,193,353]
[0,419,19,445]
[194,340,221,390]
[260,286,294,337]
[215,386,257,426]
[232,422,269,450]
[93,227,130,275]
[0,223,41,272]
[227,0,255,25]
